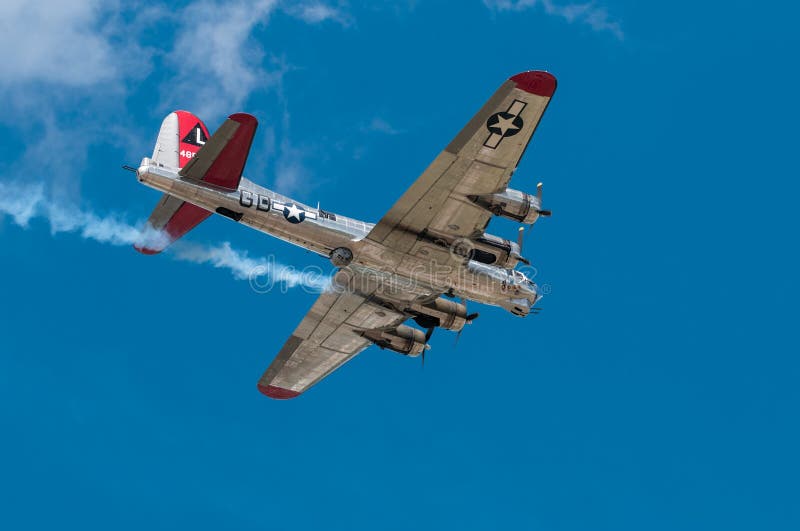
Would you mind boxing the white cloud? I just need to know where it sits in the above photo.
[0,1,116,87]
[0,0,154,88]
[483,0,623,40]
[0,0,351,120]
[274,138,311,196]
[362,117,403,135]
[162,0,348,123]
[0,181,43,227]
[163,0,280,122]
[264,64,316,198]
[0,1,160,208]
[287,2,350,25]
[0,0,349,220]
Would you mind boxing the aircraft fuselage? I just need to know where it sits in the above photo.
[137,158,539,316]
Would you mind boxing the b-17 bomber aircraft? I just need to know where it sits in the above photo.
[132,70,556,399]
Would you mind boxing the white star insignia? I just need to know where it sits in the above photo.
[492,114,519,136]
[285,203,304,221]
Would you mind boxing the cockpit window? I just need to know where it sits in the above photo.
[510,269,535,287]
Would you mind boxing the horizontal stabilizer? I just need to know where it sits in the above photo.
[134,196,211,255]
[180,113,258,190]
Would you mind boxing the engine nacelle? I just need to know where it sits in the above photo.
[408,297,468,332]
[470,188,543,225]
[359,325,428,357]
[451,233,524,269]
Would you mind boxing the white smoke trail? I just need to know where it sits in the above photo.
[172,240,330,292]
[0,180,330,292]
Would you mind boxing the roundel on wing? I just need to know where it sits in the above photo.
[486,112,524,138]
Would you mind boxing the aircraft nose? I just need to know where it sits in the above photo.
[522,282,539,301]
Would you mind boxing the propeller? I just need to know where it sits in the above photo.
[537,182,552,217]
[422,326,435,368]
[419,302,480,365]
[515,226,531,266]
[454,301,480,347]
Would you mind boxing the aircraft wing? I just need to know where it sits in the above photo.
[257,267,439,399]
[366,71,556,251]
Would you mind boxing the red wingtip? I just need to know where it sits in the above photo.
[258,383,301,400]
[510,71,557,97]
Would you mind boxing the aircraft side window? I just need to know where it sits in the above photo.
[319,208,337,221]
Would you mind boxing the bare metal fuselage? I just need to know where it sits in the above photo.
[137,158,539,315]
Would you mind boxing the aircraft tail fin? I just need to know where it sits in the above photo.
[134,112,257,255]
[152,110,210,169]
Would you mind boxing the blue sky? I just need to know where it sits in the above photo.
[1,1,798,529]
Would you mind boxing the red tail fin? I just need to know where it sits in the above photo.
[150,110,210,169]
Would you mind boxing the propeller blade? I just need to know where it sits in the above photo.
[466,312,479,323]
[535,182,551,217]
[421,326,435,369]
[517,226,531,265]
[425,326,435,342]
